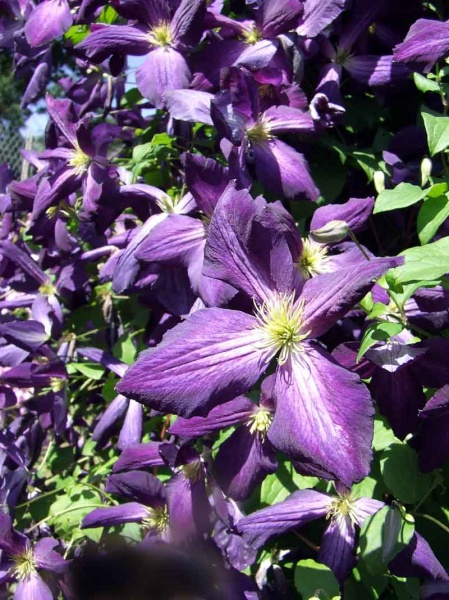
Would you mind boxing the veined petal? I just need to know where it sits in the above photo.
[112,442,168,472]
[237,489,329,548]
[24,0,72,46]
[136,48,191,109]
[76,25,150,61]
[301,258,399,339]
[268,346,374,486]
[117,400,143,450]
[15,574,53,600]
[394,19,449,69]
[318,516,356,584]
[164,90,214,125]
[297,0,348,37]
[310,196,374,235]
[252,139,320,200]
[262,105,315,134]
[117,308,271,417]
[82,503,149,528]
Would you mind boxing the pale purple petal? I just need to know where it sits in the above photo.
[310,197,374,235]
[268,346,374,486]
[164,90,213,125]
[297,0,348,37]
[15,574,52,600]
[117,308,271,417]
[394,19,449,69]
[136,48,191,108]
[352,497,385,526]
[34,538,66,573]
[263,105,315,134]
[318,516,356,584]
[237,489,329,548]
[24,0,72,46]
[76,25,150,61]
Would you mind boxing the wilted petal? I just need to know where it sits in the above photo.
[252,138,319,200]
[82,502,149,528]
[268,346,374,486]
[318,516,356,584]
[137,48,191,108]
[24,0,72,46]
[117,308,270,417]
[237,489,329,548]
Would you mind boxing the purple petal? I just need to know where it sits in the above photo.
[268,346,374,486]
[92,395,129,442]
[0,514,28,555]
[236,39,279,70]
[34,538,66,573]
[252,139,320,200]
[237,489,329,548]
[15,574,53,600]
[0,240,48,285]
[394,19,449,69]
[24,0,72,46]
[136,48,191,108]
[166,471,210,540]
[82,502,149,528]
[183,153,230,216]
[204,183,296,303]
[170,0,206,48]
[45,94,77,146]
[117,308,270,417]
[117,400,143,450]
[164,90,214,125]
[345,55,410,87]
[76,25,150,61]
[301,258,399,338]
[106,471,166,506]
[112,442,168,472]
[262,105,315,135]
[169,396,256,438]
[214,427,277,501]
[419,385,449,472]
[389,533,448,581]
[310,197,374,235]
[0,320,48,351]
[352,497,384,526]
[32,167,81,220]
[261,0,303,37]
[297,0,348,37]
[318,516,356,584]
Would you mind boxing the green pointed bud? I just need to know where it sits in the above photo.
[310,220,349,243]
[373,170,385,194]
[420,157,432,187]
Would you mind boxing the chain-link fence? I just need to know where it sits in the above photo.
[0,126,44,180]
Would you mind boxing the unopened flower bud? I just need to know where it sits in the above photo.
[421,157,432,187]
[310,220,349,243]
[374,170,385,194]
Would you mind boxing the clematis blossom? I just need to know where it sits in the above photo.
[118,183,400,485]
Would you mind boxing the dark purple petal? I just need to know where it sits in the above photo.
[252,139,320,200]
[32,168,81,220]
[112,442,168,472]
[166,471,210,540]
[106,471,166,506]
[394,19,449,69]
[263,105,315,134]
[237,489,329,548]
[345,55,410,87]
[45,94,77,146]
[0,240,48,285]
[76,25,150,61]
[24,0,72,46]
[183,153,230,216]
[170,0,206,48]
[117,400,143,450]
[0,514,28,555]
[318,516,357,584]
[136,48,191,109]
[214,427,277,501]
[92,394,129,442]
[419,385,449,472]
[301,258,399,338]
[269,346,374,486]
[117,308,271,417]
[0,320,48,351]
[389,533,448,581]
[310,197,374,235]
[261,0,303,38]
[169,396,256,438]
[82,503,149,528]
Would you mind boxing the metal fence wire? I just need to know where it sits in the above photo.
[0,126,24,177]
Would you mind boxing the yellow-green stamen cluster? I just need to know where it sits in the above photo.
[50,377,65,393]
[255,292,310,364]
[156,194,180,213]
[147,22,173,47]
[142,506,170,534]
[181,460,202,483]
[11,549,37,581]
[242,24,263,45]
[38,281,57,297]
[326,492,357,525]
[247,407,273,439]
[68,143,90,176]
[247,118,273,144]
[298,237,331,279]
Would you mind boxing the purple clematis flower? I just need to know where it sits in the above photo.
[0,515,68,599]
[118,183,399,485]
[394,19,449,70]
[76,0,206,108]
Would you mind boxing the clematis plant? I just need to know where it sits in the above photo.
[118,183,400,485]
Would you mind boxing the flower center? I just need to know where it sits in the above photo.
[247,119,273,143]
[242,24,263,45]
[181,460,203,483]
[326,493,357,525]
[50,377,65,393]
[255,292,310,364]
[298,237,330,279]
[147,22,173,47]
[142,506,170,534]
[247,407,273,439]
[68,143,90,176]
[11,549,37,581]
[156,194,179,213]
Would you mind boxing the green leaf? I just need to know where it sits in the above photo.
[358,506,410,576]
[70,362,105,380]
[294,559,340,600]
[357,321,404,362]
[387,237,449,285]
[421,110,449,156]
[259,462,319,507]
[64,24,90,45]
[413,73,441,94]
[113,333,137,365]
[380,443,433,503]
[372,415,396,452]
[417,194,449,244]
[374,183,427,214]
[132,142,152,164]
